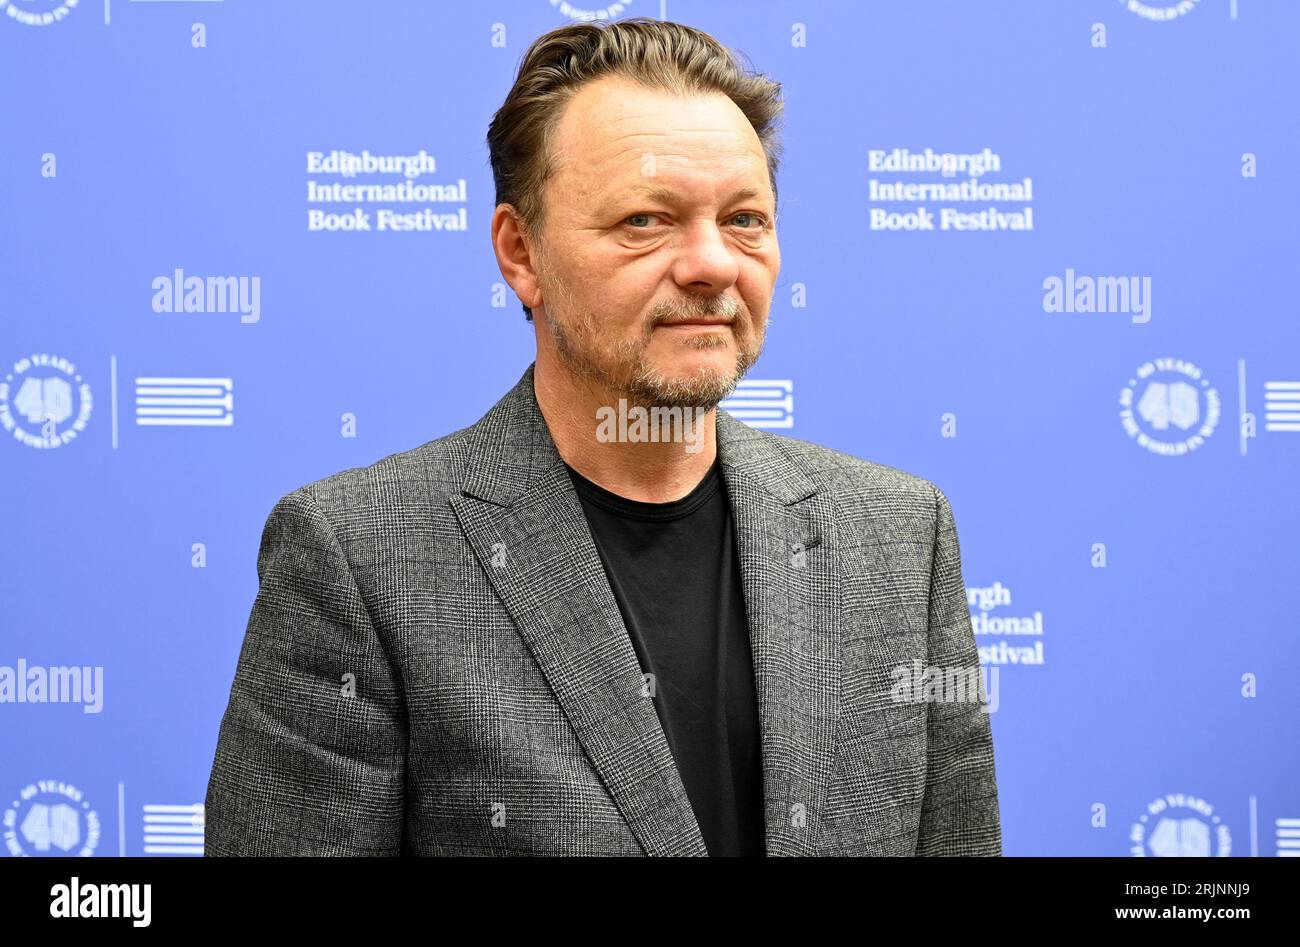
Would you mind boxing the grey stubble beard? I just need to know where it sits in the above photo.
[539,248,763,412]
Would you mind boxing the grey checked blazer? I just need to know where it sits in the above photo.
[205,362,1001,856]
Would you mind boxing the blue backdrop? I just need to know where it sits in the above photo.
[2,0,1296,858]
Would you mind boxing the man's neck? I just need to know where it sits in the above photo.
[533,358,719,504]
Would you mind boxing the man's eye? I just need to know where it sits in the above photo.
[623,212,767,232]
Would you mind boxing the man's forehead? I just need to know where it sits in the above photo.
[606,181,767,206]
[562,74,750,134]
[557,112,765,168]
[566,165,772,218]
[551,80,766,180]
[552,134,770,211]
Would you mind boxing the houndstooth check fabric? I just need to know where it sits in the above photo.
[204,362,1002,856]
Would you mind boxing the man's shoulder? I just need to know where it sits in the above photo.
[265,413,954,537]
[747,428,963,572]
[749,426,950,526]
[269,422,479,534]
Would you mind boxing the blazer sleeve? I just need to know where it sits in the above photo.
[204,489,408,855]
[914,487,1003,856]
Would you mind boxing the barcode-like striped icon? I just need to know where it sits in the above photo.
[134,376,233,426]
[720,379,794,429]
[1263,381,1300,432]
[142,803,204,855]
[1277,817,1300,857]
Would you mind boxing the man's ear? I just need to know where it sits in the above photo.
[491,204,543,310]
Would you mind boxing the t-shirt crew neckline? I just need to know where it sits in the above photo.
[563,459,722,522]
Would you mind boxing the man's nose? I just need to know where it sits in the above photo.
[671,220,741,292]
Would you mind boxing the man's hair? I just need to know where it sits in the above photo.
[486,17,785,321]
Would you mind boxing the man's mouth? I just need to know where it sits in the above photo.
[657,319,733,328]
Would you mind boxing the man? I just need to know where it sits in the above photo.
[205,18,1001,857]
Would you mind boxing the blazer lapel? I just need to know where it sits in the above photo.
[449,364,707,856]
[448,363,841,857]
[715,407,842,856]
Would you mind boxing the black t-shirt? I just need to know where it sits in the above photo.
[564,457,766,857]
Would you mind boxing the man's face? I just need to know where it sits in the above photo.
[530,75,780,410]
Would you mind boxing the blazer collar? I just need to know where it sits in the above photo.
[459,362,818,508]
[449,362,841,856]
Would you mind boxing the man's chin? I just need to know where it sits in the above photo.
[625,360,743,410]
[652,338,735,369]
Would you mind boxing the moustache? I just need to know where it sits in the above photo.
[651,300,743,327]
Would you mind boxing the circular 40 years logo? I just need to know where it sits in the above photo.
[1118,358,1220,456]
[549,0,634,21]
[3,780,101,857]
[0,0,80,27]
[1116,0,1202,21]
[0,353,93,449]
[1130,793,1231,857]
